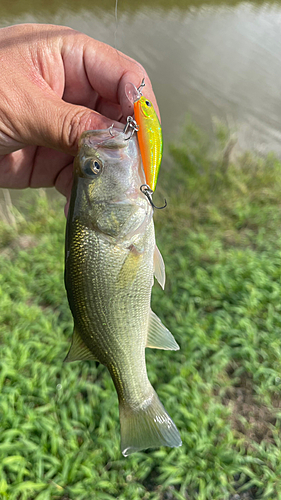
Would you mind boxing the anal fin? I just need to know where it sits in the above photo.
[146,310,179,351]
[64,328,98,362]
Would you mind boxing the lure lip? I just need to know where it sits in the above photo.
[125,82,142,106]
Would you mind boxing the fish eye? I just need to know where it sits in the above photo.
[145,100,152,107]
[93,161,101,174]
[82,158,102,177]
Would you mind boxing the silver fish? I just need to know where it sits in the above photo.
[64,127,181,456]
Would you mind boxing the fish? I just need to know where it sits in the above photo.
[125,81,163,192]
[64,127,181,456]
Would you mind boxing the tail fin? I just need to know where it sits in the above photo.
[119,389,182,456]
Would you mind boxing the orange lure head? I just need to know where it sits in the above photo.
[125,81,163,192]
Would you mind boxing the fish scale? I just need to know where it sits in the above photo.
[64,128,181,456]
[67,219,151,375]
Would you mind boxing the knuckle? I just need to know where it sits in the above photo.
[61,107,92,153]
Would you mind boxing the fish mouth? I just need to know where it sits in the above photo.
[79,127,128,150]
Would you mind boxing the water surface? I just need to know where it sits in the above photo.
[1,0,281,156]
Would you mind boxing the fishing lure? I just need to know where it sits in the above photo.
[125,79,163,192]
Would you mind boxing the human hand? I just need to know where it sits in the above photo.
[0,24,159,204]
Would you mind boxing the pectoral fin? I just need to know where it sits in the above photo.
[154,245,165,289]
[146,310,179,351]
[117,245,143,288]
[64,328,98,362]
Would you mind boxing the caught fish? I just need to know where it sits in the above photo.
[125,80,163,192]
[64,127,181,456]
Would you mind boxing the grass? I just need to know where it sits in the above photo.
[1,119,281,499]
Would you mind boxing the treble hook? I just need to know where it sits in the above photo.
[123,116,139,140]
[140,184,167,210]
[123,78,145,140]
[137,78,145,95]
[108,124,115,137]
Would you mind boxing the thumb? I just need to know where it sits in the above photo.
[13,88,122,155]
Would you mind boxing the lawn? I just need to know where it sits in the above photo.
[0,120,281,499]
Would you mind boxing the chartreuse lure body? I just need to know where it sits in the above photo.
[125,80,163,192]
[134,95,163,192]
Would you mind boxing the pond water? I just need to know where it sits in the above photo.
[1,0,281,156]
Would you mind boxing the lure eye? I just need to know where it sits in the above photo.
[82,158,102,177]
[145,100,152,107]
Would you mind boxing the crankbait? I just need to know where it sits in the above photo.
[125,79,163,192]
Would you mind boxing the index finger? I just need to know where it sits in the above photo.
[61,32,160,121]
